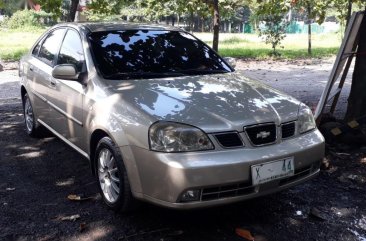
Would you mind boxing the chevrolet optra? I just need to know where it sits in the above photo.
[19,22,325,211]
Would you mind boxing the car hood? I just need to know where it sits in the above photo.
[105,73,301,132]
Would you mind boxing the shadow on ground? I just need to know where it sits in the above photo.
[1,101,366,241]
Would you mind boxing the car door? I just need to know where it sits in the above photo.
[26,28,66,124]
[47,28,86,150]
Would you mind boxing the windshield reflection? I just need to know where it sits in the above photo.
[89,30,231,79]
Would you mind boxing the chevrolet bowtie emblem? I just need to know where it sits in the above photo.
[256,131,271,139]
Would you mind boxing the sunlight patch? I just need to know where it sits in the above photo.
[55,178,75,187]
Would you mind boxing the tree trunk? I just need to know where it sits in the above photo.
[68,0,79,22]
[307,4,312,55]
[345,16,366,120]
[345,0,352,28]
[212,0,220,52]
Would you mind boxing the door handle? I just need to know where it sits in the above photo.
[50,80,56,87]
[29,67,34,72]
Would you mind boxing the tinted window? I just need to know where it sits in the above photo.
[32,38,43,56]
[57,29,85,72]
[38,28,65,66]
[89,30,231,79]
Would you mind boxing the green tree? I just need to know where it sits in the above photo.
[35,0,133,21]
[256,1,290,56]
[0,0,26,15]
[332,0,366,27]
[207,0,247,51]
[291,1,330,55]
[140,0,247,51]
[34,0,77,21]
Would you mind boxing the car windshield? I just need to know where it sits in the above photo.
[88,30,232,79]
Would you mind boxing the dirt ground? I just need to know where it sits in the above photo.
[1,59,366,241]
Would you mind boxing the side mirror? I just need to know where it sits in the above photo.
[223,57,236,69]
[52,64,79,80]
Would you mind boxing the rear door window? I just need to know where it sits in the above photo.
[32,38,43,56]
[38,28,66,66]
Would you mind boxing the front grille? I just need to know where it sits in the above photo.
[281,122,296,139]
[201,182,254,201]
[245,123,276,146]
[214,133,243,148]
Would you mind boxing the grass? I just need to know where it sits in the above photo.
[195,32,342,59]
[0,28,46,61]
[0,28,342,61]
[218,47,339,59]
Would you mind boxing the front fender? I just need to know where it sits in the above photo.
[86,98,149,194]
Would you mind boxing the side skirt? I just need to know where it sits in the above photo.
[37,119,90,160]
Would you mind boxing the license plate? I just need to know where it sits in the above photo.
[251,157,294,185]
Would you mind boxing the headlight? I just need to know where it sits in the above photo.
[297,103,316,134]
[149,122,214,152]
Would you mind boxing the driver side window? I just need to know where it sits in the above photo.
[57,29,85,73]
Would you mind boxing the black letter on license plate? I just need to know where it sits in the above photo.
[256,167,260,179]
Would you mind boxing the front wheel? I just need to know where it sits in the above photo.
[95,137,138,212]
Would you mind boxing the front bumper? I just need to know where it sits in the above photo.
[126,129,325,209]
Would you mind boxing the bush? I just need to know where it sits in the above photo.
[1,10,53,29]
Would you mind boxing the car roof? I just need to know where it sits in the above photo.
[55,21,183,32]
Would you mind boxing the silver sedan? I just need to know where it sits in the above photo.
[19,22,325,211]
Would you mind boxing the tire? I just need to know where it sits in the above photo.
[95,137,138,212]
[23,93,45,137]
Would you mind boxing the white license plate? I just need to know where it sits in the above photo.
[251,157,294,185]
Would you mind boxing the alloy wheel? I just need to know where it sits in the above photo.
[97,148,120,203]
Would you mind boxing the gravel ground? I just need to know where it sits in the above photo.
[1,60,365,241]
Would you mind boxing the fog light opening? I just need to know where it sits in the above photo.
[180,189,201,202]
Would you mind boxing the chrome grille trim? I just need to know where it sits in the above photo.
[244,123,277,146]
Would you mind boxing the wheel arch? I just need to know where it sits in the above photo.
[20,85,27,105]
[88,127,143,194]
[89,128,110,175]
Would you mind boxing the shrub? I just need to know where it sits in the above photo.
[2,10,53,29]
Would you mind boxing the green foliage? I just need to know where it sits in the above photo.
[332,0,366,23]
[0,47,29,61]
[35,0,63,17]
[133,0,249,23]
[0,0,23,15]
[87,0,132,15]
[291,0,330,24]
[85,12,121,21]
[257,2,289,56]
[1,10,52,29]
